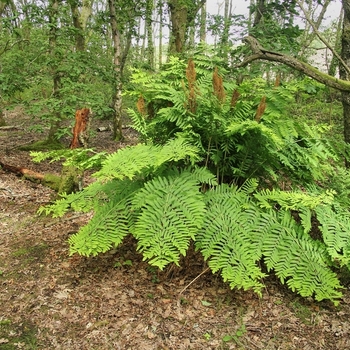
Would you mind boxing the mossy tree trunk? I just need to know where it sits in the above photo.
[108,0,132,141]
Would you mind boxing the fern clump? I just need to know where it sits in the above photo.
[38,56,350,305]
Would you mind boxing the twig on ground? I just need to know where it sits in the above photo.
[178,267,210,296]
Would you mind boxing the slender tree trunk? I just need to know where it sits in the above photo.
[47,0,61,143]
[158,0,163,67]
[341,0,350,165]
[108,0,123,141]
[199,0,206,43]
[253,0,265,27]
[108,0,132,141]
[329,8,344,76]
[146,0,154,69]
[298,0,331,57]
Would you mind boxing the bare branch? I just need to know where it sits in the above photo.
[238,36,350,92]
[296,0,350,75]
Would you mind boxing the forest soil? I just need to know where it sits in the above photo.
[1,107,350,349]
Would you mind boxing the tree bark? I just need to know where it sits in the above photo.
[146,0,154,69]
[168,0,188,54]
[167,0,205,54]
[47,0,62,143]
[158,0,163,68]
[108,0,132,141]
[341,0,350,163]
[68,0,93,52]
[199,0,206,43]
[238,35,350,92]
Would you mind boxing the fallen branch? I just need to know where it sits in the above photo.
[0,160,45,180]
[0,125,21,130]
[238,35,350,92]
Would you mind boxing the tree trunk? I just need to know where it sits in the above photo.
[158,0,163,67]
[328,8,343,77]
[146,0,154,69]
[199,0,206,43]
[341,0,350,165]
[253,0,265,28]
[68,0,93,52]
[168,0,188,54]
[47,0,62,143]
[108,0,132,141]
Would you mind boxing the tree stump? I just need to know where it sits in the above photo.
[61,107,92,193]
[70,108,91,149]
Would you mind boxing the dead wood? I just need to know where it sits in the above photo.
[0,160,45,181]
[238,35,350,92]
[70,108,91,149]
[0,108,91,193]
[0,125,21,130]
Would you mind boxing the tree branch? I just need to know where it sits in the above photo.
[296,0,350,75]
[237,35,350,92]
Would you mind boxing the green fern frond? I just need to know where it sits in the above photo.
[94,136,200,181]
[197,185,266,294]
[69,197,133,256]
[254,188,334,210]
[31,149,107,170]
[131,170,207,269]
[226,120,284,149]
[253,210,342,304]
[316,205,350,268]
[127,108,147,136]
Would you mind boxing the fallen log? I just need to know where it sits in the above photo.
[0,159,60,191]
[0,125,21,131]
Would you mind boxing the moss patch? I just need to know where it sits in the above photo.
[0,319,38,349]
[19,139,64,151]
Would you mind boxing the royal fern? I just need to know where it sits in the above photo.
[36,56,350,305]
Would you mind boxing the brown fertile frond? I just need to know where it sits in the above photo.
[137,94,147,116]
[213,67,226,103]
[186,58,196,89]
[230,89,241,108]
[184,59,197,113]
[255,96,266,123]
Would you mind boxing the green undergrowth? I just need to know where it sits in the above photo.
[35,57,350,305]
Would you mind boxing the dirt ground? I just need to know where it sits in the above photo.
[1,107,350,350]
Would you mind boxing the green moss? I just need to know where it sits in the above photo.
[58,165,83,194]
[19,139,64,151]
[0,319,38,349]
[42,173,61,192]
[12,243,48,259]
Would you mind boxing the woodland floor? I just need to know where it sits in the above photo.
[1,107,350,350]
